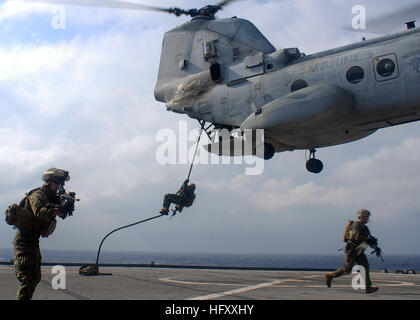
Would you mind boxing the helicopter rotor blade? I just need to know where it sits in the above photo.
[345,3,420,34]
[23,0,244,17]
[23,0,176,14]
[216,0,239,9]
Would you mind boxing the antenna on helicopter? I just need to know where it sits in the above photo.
[406,21,416,30]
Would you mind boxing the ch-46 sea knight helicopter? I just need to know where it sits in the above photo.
[32,0,420,173]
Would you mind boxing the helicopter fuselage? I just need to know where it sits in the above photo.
[155,17,420,154]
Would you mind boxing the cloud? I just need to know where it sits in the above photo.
[1,0,420,255]
[0,43,76,81]
[208,137,420,222]
[0,0,51,22]
[0,128,63,169]
[0,22,170,221]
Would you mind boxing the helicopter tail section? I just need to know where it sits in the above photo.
[154,17,276,105]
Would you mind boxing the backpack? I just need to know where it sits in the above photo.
[4,188,39,232]
[183,193,196,208]
[5,204,18,226]
[4,203,35,231]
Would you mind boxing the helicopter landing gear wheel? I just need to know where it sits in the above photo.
[306,149,323,174]
[263,143,275,160]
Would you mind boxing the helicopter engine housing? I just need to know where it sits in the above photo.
[240,84,354,133]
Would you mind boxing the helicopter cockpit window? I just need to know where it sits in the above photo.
[376,58,396,77]
[346,66,365,84]
[291,79,308,92]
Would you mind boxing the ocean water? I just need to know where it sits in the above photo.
[1,248,419,271]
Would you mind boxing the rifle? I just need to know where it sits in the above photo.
[367,236,384,262]
[56,184,80,219]
[371,247,384,262]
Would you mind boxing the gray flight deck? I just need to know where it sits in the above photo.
[0,263,419,300]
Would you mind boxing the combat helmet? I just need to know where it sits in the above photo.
[357,209,371,218]
[42,168,70,185]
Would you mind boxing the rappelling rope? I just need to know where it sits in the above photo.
[95,214,163,266]
[169,125,204,220]
[83,125,205,273]
[187,125,204,181]
[79,213,165,275]
[94,126,205,265]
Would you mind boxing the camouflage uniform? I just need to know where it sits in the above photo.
[162,181,196,212]
[14,187,59,300]
[330,220,373,287]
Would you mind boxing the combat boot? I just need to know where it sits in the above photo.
[325,273,333,288]
[366,286,379,294]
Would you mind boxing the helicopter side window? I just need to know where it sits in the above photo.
[373,54,399,82]
[376,58,396,77]
[346,66,365,84]
[291,79,308,92]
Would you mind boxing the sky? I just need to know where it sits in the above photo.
[1,0,420,257]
